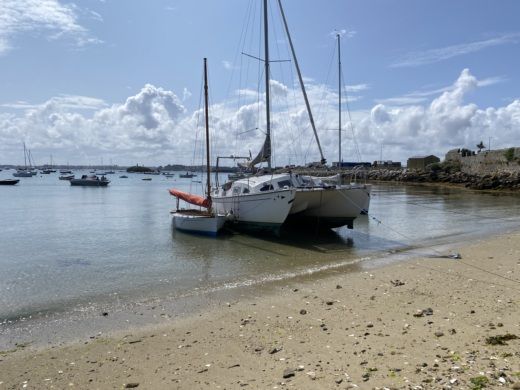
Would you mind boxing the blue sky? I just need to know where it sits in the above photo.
[0,0,519,166]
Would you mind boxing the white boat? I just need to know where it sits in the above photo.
[212,175,296,235]
[218,0,370,231]
[170,59,227,236]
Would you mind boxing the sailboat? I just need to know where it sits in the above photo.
[13,143,36,177]
[169,58,227,236]
[211,1,296,235]
[218,0,370,230]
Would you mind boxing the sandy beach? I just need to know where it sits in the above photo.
[1,231,519,389]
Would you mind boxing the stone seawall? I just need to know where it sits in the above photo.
[446,147,520,175]
[364,169,520,191]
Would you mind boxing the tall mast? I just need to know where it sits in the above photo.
[277,0,326,165]
[203,58,212,204]
[204,58,211,204]
[337,33,342,167]
[263,0,272,169]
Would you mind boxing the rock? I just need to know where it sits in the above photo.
[335,378,343,384]
[511,382,520,389]
[125,383,139,388]
[390,279,405,287]
[326,301,335,306]
[268,347,282,354]
[336,285,342,289]
[306,371,316,380]
[299,309,307,315]
[101,312,108,317]
[435,331,444,337]
[414,308,434,317]
[282,368,296,378]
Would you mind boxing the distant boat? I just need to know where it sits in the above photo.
[60,170,73,174]
[142,177,152,181]
[0,179,19,185]
[179,172,196,178]
[119,175,128,178]
[169,59,227,236]
[13,143,36,177]
[70,175,110,187]
[59,175,74,180]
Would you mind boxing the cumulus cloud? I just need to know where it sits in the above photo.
[358,69,519,162]
[1,69,518,167]
[0,0,101,55]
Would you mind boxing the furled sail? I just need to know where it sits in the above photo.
[169,189,211,208]
[248,134,271,167]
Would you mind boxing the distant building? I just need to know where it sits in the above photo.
[332,161,372,169]
[372,160,402,169]
[407,155,440,170]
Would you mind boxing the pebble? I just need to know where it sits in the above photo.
[282,368,296,379]
[125,383,139,388]
[299,309,307,315]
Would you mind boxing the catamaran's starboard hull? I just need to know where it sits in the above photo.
[287,184,371,229]
[212,189,296,233]
[172,213,226,236]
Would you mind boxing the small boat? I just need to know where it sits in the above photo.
[60,170,73,174]
[179,172,196,178]
[170,59,226,236]
[119,175,128,178]
[0,179,19,185]
[59,175,74,180]
[142,177,152,181]
[70,175,110,187]
[13,170,34,177]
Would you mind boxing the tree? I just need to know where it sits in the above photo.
[476,141,486,153]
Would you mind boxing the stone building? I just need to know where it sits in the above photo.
[407,155,440,170]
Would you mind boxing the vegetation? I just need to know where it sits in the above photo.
[126,165,154,173]
[504,147,515,162]
[470,375,489,390]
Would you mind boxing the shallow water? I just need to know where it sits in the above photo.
[1,170,520,332]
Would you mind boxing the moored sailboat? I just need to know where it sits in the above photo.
[169,58,226,236]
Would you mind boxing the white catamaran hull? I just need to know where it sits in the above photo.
[212,189,296,234]
[172,212,227,236]
[287,184,371,229]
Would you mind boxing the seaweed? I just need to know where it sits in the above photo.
[485,333,518,345]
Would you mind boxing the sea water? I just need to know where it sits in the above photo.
[1,170,519,346]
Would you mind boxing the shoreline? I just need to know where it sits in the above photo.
[1,230,520,389]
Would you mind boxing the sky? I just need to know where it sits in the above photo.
[0,0,519,167]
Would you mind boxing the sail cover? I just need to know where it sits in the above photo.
[249,134,271,167]
[169,189,211,208]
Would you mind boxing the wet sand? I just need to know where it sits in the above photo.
[1,231,520,389]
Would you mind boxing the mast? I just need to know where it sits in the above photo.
[277,0,326,165]
[203,58,212,205]
[263,0,272,169]
[23,142,27,169]
[337,33,342,167]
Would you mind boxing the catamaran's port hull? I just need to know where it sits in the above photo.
[212,189,296,234]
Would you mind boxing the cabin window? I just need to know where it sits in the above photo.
[259,184,274,192]
[277,180,292,188]
[242,187,250,194]
[233,187,241,195]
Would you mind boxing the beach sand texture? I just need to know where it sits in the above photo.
[1,232,519,389]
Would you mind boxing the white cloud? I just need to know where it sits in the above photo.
[1,69,518,167]
[391,33,520,68]
[0,0,101,55]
